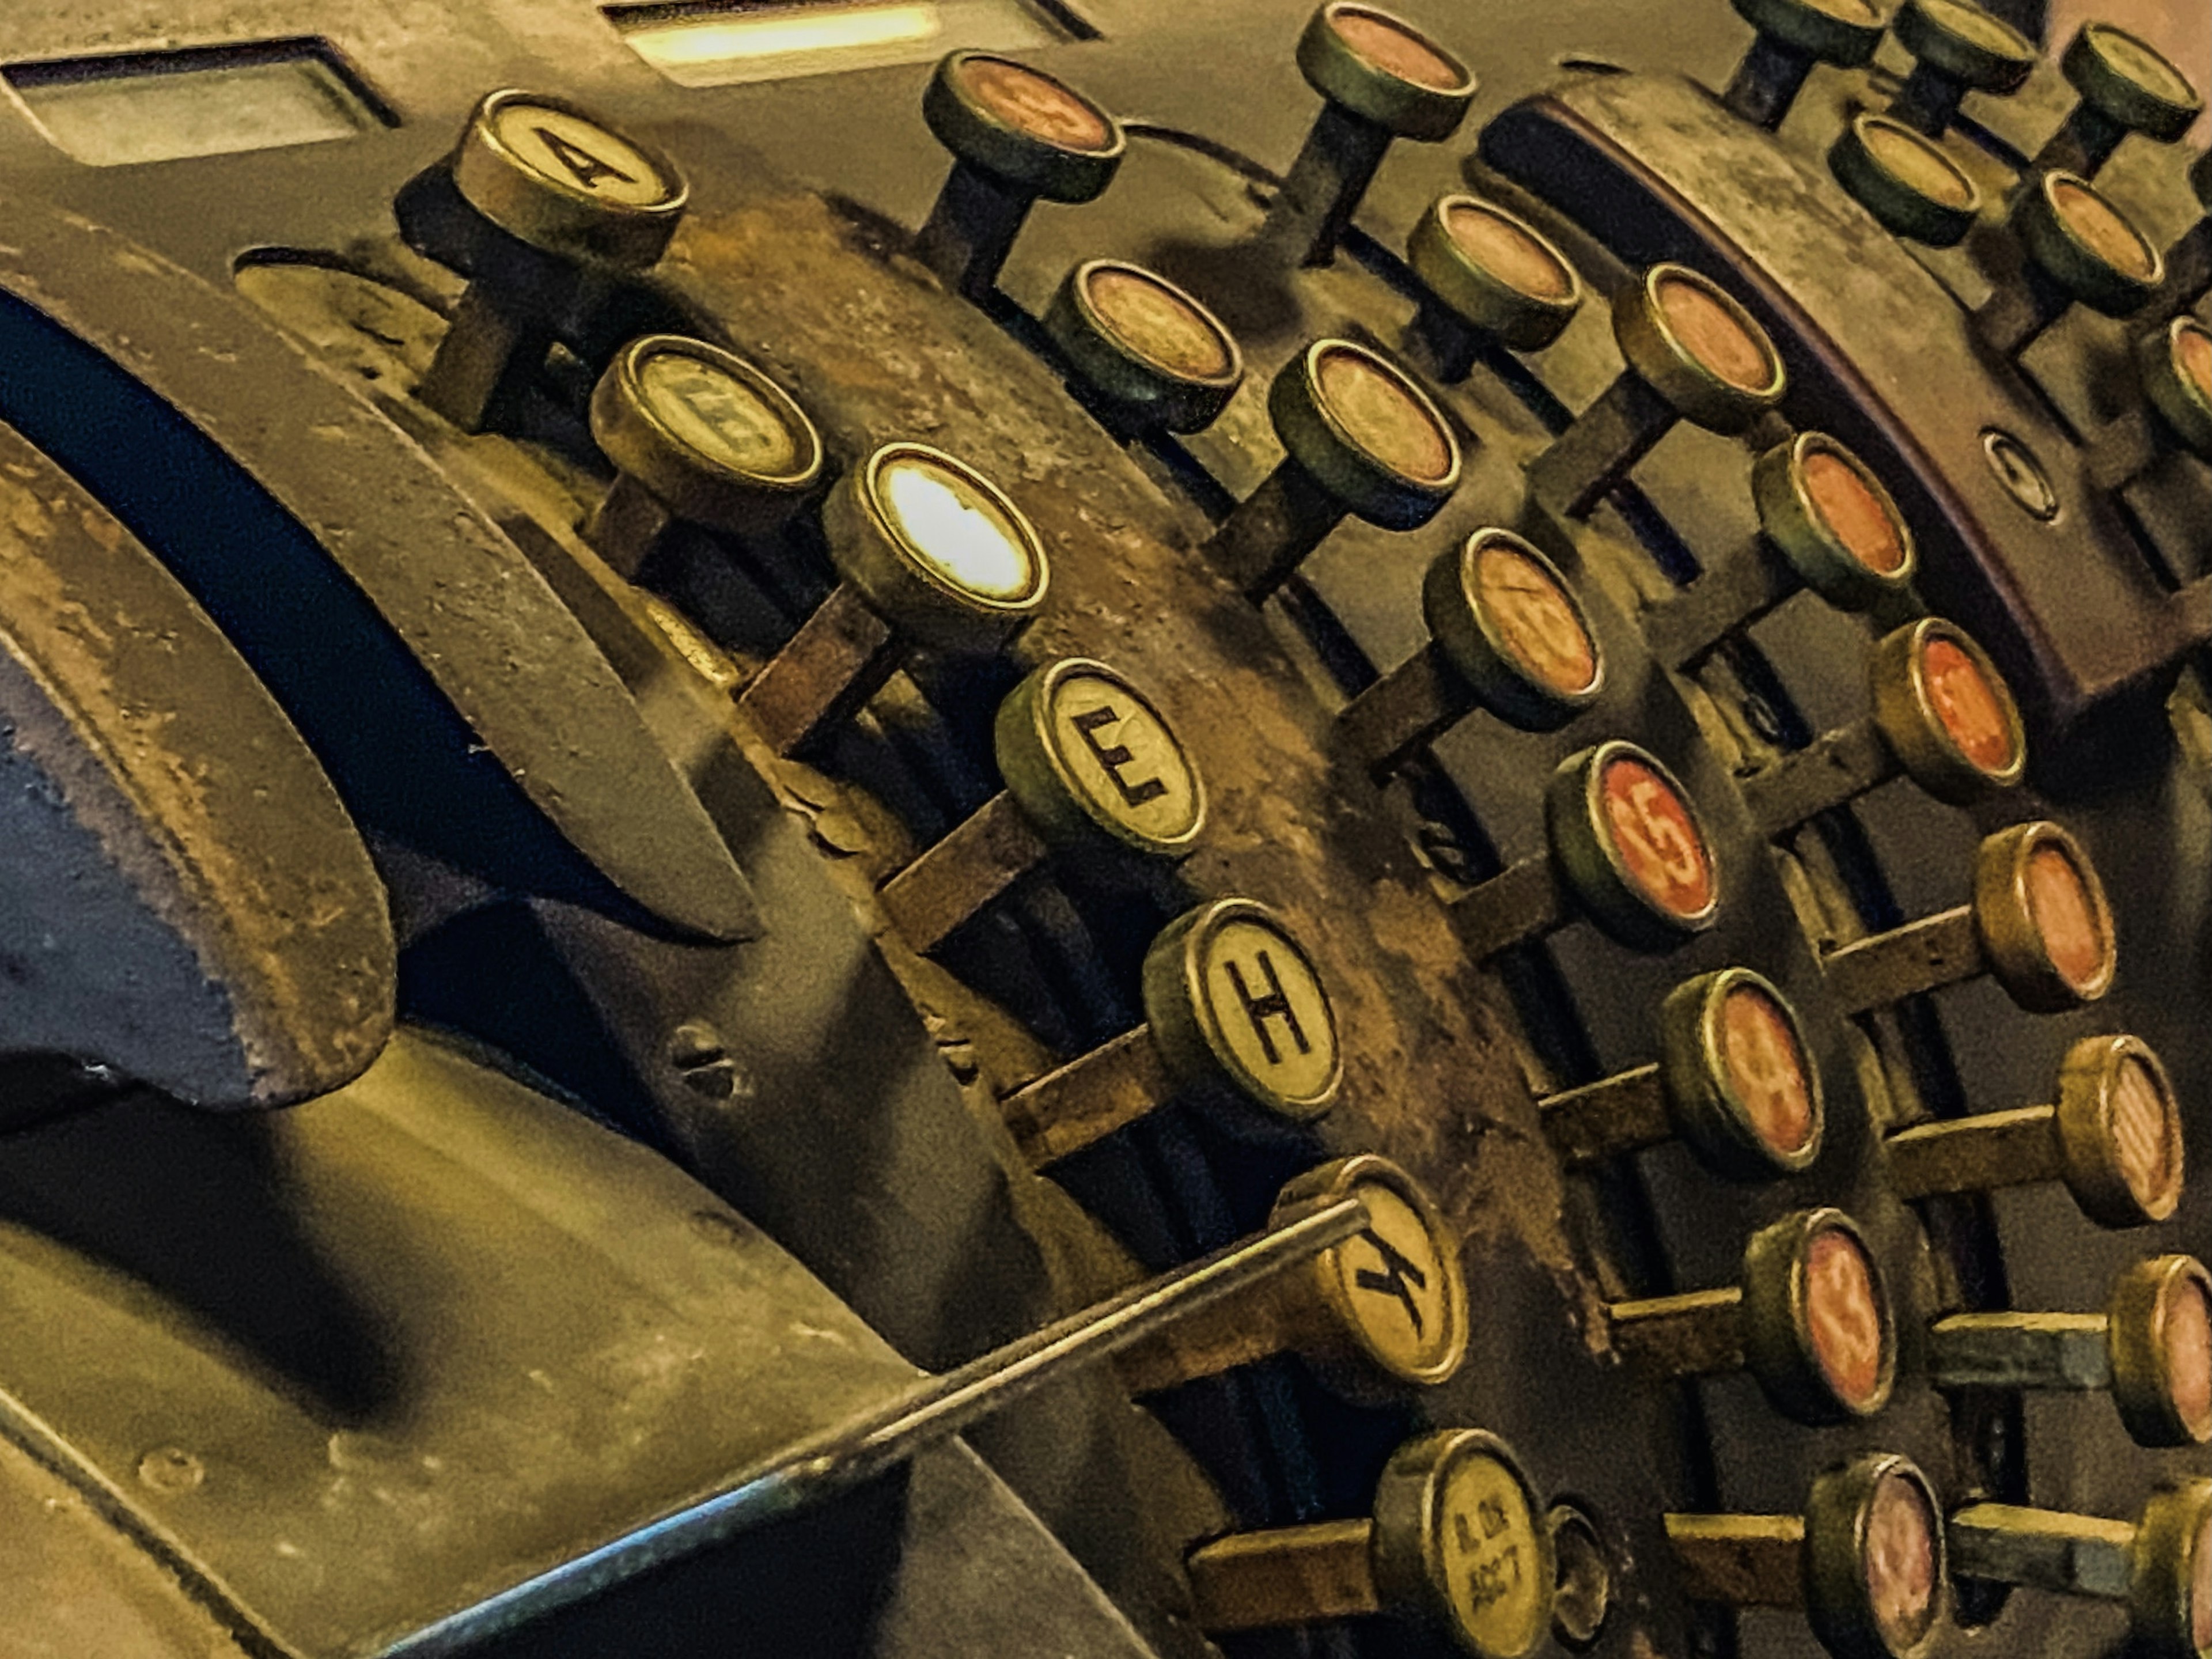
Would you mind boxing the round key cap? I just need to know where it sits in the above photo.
[1044,259,1244,434]
[1669,1453,1948,1659]
[415,90,690,431]
[1930,1253,2212,1448]
[1887,0,2036,138]
[736,442,1048,756]
[1540,967,1825,1181]
[1609,1208,1897,1423]
[1405,194,1585,380]
[583,334,825,577]
[914,52,1126,299]
[1206,339,1461,600]
[1188,1427,1555,1659]
[1884,1032,2182,1228]
[1980,171,2165,358]
[1829,113,1984,247]
[1719,0,1887,131]
[1453,741,1722,959]
[2033,24,2205,179]
[1645,431,1918,669]
[1820,821,2115,1017]
[1264,3,1478,268]
[1525,264,1787,522]
[1949,1479,2210,1659]
[999,897,1340,1164]
[1118,1153,1469,1397]
[1338,529,1603,779]
[878,658,1205,953]
[2094,315,2212,490]
[1742,619,2025,836]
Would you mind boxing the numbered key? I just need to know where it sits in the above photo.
[1741,619,2025,838]
[1643,431,1918,669]
[1525,264,1787,522]
[2088,315,2212,492]
[1978,171,2165,359]
[1930,1253,2211,1448]
[2031,24,2204,180]
[736,442,1048,756]
[1118,1154,1469,1397]
[1828,113,1984,248]
[1264,3,1478,268]
[416,91,690,431]
[913,52,1126,300]
[1885,0,2036,138]
[1670,1453,1947,1659]
[1405,194,1585,381]
[583,335,825,578]
[1043,260,1244,435]
[1540,968,1824,1182]
[1338,529,1603,779]
[1607,1207,1896,1424]
[1719,0,1887,131]
[1206,339,1460,601]
[1820,821,2116,1018]
[1000,897,1340,1165]
[1188,1427,1555,1659]
[1884,1033,2183,1229]
[1949,1479,2210,1659]
[1452,741,1721,959]
[879,658,1205,953]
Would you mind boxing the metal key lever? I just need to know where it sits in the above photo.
[382,1194,1369,1655]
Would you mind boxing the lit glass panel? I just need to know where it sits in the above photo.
[609,0,1078,88]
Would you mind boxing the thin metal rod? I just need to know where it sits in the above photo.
[382,1196,1370,1655]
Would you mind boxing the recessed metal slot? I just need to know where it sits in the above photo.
[604,0,1092,89]
[3,39,392,167]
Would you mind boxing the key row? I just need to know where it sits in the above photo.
[1188,1431,2209,1659]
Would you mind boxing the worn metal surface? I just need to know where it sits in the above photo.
[0,416,392,1109]
[0,1,2203,1658]
[0,191,756,944]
